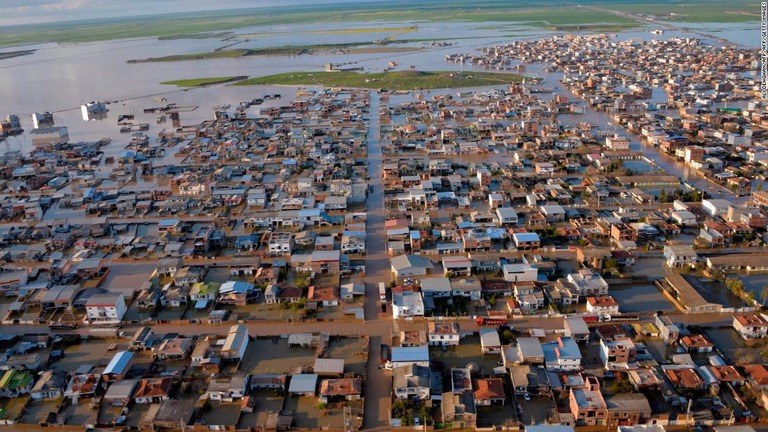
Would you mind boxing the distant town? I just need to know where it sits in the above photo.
[1,24,768,432]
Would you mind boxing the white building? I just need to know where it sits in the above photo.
[479,328,502,354]
[85,292,127,325]
[392,291,425,319]
[585,296,619,316]
[702,199,731,217]
[566,270,608,299]
[733,314,768,340]
[542,337,582,371]
[81,101,108,121]
[32,112,54,129]
[428,322,462,346]
[501,263,538,283]
[670,210,697,226]
[222,324,249,360]
[496,207,519,225]
[663,244,698,268]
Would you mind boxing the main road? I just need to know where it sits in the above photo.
[360,90,396,431]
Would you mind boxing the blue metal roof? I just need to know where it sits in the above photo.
[103,351,134,375]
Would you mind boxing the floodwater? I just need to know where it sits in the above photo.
[0,18,758,181]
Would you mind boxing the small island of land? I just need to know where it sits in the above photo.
[160,76,248,87]
[128,43,421,63]
[234,70,530,90]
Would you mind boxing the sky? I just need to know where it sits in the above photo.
[0,0,378,26]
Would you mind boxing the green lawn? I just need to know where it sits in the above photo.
[234,70,529,90]
[160,75,248,87]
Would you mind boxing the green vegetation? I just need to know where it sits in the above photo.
[160,76,247,87]
[128,42,411,62]
[658,188,703,203]
[235,70,527,90]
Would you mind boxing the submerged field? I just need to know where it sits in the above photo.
[235,70,528,90]
[0,0,757,48]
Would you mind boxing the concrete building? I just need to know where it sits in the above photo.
[85,292,126,325]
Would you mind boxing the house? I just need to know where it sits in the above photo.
[85,292,126,325]
[679,334,714,353]
[308,286,340,306]
[392,291,424,319]
[599,336,637,369]
[134,377,174,404]
[288,374,318,396]
[189,282,220,302]
[566,270,609,300]
[309,250,341,273]
[479,328,502,354]
[702,199,731,217]
[442,256,473,277]
[340,282,365,300]
[103,378,138,406]
[451,278,482,300]
[264,284,281,304]
[473,378,505,406]
[541,204,566,222]
[743,364,768,390]
[441,390,476,429]
[391,254,434,278]
[0,370,33,397]
[663,245,698,268]
[564,317,590,343]
[428,322,462,346]
[420,277,452,298]
[394,363,432,400]
[627,369,665,391]
[501,263,538,282]
[733,314,768,339]
[543,337,582,371]
[318,378,363,402]
[207,372,249,402]
[341,231,366,254]
[218,280,255,306]
[509,364,550,396]
[153,399,195,430]
[604,393,652,427]
[586,296,620,316]
[314,358,345,377]
[496,207,519,225]
[155,257,182,277]
[30,370,65,400]
[128,326,154,350]
[569,377,607,425]
[250,374,287,391]
[173,266,206,286]
[513,232,541,250]
[391,346,430,368]
[664,366,707,390]
[222,325,249,360]
[153,337,194,360]
[671,209,697,227]
[513,337,546,365]
[656,314,681,344]
[102,351,134,382]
